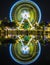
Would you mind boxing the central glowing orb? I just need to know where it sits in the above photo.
[21,11,30,19]
[21,46,30,54]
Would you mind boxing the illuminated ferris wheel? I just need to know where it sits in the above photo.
[9,0,41,64]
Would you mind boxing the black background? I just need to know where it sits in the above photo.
[0,0,50,65]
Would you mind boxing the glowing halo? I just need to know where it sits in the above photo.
[9,42,41,65]
[9,0,41,23]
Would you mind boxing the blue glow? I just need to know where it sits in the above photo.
[9,0,41,64]
[9,0,41,23]
[9,42,41,65]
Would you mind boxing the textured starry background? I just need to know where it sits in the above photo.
[0,0,50,65]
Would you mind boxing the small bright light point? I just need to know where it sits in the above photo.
[21,46,30,54]
[21,11,30,19]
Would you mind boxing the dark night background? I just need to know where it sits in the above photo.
[0,0,50,65]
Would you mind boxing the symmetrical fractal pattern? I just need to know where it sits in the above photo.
[0,0,50,65]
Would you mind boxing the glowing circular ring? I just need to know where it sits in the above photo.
[9,42,41,65]
[9,0,41,23]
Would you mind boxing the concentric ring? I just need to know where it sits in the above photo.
[9,0,41,23]
[9,41,41,65]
